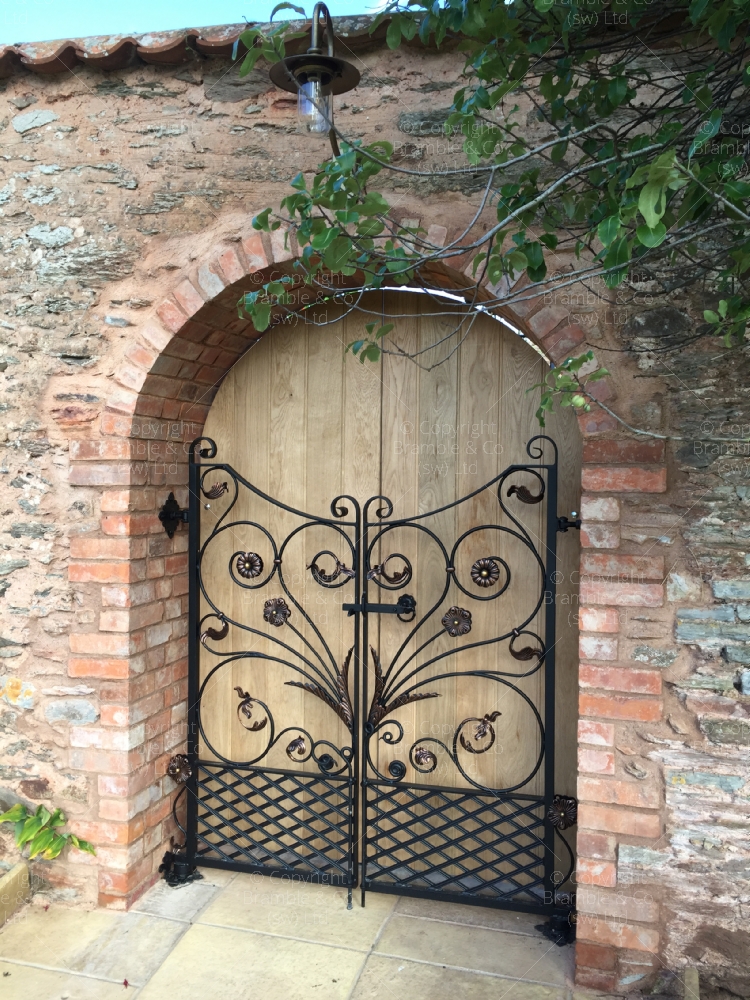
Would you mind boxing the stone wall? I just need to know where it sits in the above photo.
[0,21,747,996]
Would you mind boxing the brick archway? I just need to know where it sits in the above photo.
[67,223,667,989]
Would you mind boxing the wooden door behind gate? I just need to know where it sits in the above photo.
[192,290,580,909]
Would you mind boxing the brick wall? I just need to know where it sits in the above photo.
[0,28,747,996]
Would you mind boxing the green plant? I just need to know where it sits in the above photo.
[0,803,96,861]
[236,0,750,422]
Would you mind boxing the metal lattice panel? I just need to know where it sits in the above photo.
[196,763,354,884]
[364,783,546,904]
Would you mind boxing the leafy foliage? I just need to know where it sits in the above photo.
[0,803,96,861]
[236,0,750,415]
[528,351,609,427]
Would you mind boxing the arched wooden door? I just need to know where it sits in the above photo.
[184,291,580,917]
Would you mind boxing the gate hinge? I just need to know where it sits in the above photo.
[557,513,582,533]
[159,492,189,539]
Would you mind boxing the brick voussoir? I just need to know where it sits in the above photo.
[172,278,207,318]
[155,297,189,334]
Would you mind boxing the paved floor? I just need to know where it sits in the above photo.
[0,869,576,999]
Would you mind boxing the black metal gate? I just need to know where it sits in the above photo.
[167,434,576,918]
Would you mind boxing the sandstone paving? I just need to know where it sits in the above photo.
[0,872,574,998]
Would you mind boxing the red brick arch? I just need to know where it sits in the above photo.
[66,223,668,991]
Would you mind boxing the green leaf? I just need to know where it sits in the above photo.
[703,310,720,323]
[17,815,44,848]
[636,222,667,247]
[323,236,353,272]
[28,827,55,860]
[48,809,66,828]
[42,835,68,861]
[252,303,272,332]
[597,216,620,248]
[360,343,381,364]
[238,48,263,78]
[0,804,28,824]
[638,181,669,229]
[270,2,307,19]
[608,77,628,107]
[386,16,402,49]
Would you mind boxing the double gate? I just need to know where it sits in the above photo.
[171,433,576,919]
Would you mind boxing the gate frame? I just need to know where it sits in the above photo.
[181,430,575,921]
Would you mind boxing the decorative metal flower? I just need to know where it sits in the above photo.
[166,754,192,784]
[471,557,500,588]
[263,597,291,627]
[413,746,437,772]
[547,794,578,831]
[236,552,263,579]
[442,606,472,637]
[286,736,307,760]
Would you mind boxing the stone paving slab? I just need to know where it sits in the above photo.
[375,912,572,985]
[196,872,396,949]
[0,905,184,987]
[0,871,574,999]
[351,954,571,1000]
[0,959,130,999]
[137,922,366,1000]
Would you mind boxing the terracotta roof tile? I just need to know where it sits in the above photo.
[0,17,384,79]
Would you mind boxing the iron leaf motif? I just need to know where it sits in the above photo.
[199,615,228,647]
[203,481,228,499]
[442,606,472,637]
[413,746,437,772]
[285,647,355,731]
[307,552,355,585]
[507,482,544,504]
[547,795,578,831]
[459,711,502,754]
[509,629,544,662]
[234,687,268,732]
[367,647,439,729]
[286,736,307,760]
[367,554,412,585]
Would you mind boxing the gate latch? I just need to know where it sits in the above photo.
[343,594,417,622]
[159,492,189,538]
[557,512,582,533]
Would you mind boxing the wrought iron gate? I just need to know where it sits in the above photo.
[168,435,576,917]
